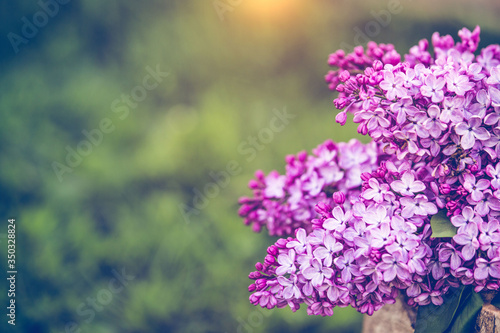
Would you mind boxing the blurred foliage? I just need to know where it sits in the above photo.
[0,1,500,332]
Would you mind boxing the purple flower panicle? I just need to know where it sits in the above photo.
[244,26,500,317]
[239,139,383,236]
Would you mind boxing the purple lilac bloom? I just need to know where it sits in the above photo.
[390,171,425,196]
[245,26,500,317]
[420,74,446,103]
[239,139,384,236]
[247,159,457,315]
[453,223,480,261]
[379,71,407,100]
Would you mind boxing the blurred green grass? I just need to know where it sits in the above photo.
[1,1,500,332]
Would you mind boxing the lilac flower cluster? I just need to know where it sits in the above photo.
[243,26,500,317]
[247,158,500,316]
[238,139,382,236]
[247,161,432,314]
[330,25,500,279]
[325,42,402,92]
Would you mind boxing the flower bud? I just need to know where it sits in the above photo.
[238,197,252,204]
[264,254,276,266]
[419,38,429,50]
[336,111,347,126]
[327,55,338,66]
[373,60,383,71]
[333,192,346,205]
[267,245,278,256]
[446,200,458,211]
[248,179,260,189]
[255,262,264,271]
[315,202,332,215]
[457,186,468,196]
[238,204,252,217]
[311,218,324,230]
[339,70,350,82]
[255,278,267,290]
[354,45,364,56]
[439,184,451,195]
[285,154,295,164]
[324,70,335,81]
[252,223,262,233]
[356,74,365,85]
[361,172,372,181]
[298,151,308,162]
[358,123,368,135]
[275,238,288,248]
[334,97,347,109]
[470,164,479,173]
[249,294,259,305]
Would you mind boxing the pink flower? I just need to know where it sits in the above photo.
[423,105,447,138]
[420,74,446,103]
[334,249,358,283]
[390,96,418,125]
[247,26,500,318]
[323,207,350,232]
[378,252,410,282]
[445,70,474,96]
[390,171,425,196]
[454,116,490,149]
[453,223,479,261]
[264,171,286,198]
[317,279,349,304]
[370,223,393,249]
[400,195,437,218]
[362,178,390,203]
[277,275,302,299]
[313,233,343,267]
[379,70,407,100]
[363,205,391,228]
[462,173,490,202]
[287,228,308,253]
[276,250,297,276]
[450,206,482,229]
[486,162,500,189]
[303,258,333,286]
[486,66,500,85]
[469,89,490,119]
[489,86,500,107]
[440,96,465,123]
[439,243,462,270]
[474,258,500,280]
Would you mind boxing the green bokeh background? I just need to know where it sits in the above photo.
[1,1,500,332]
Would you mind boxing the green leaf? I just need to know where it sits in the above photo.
[448,289,483,333]
[430,210,457,238]
[415,286,466,333]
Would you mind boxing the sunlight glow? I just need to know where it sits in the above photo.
[244,0,301,20]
